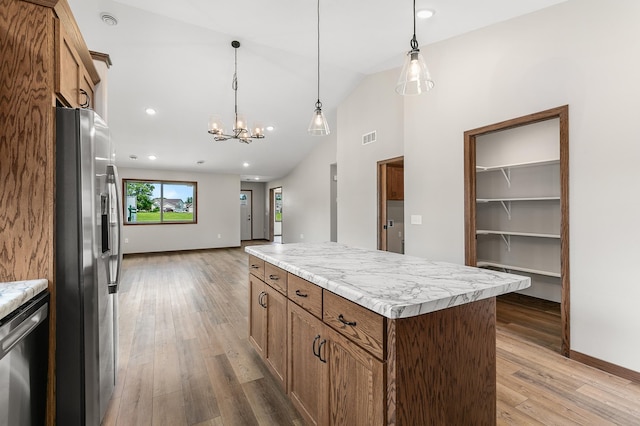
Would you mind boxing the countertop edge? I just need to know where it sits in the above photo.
[0,279,49,322]
[246,245,531,319]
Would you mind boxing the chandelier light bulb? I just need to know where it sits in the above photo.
[396,0,434,95]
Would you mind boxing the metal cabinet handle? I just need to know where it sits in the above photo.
[312,334,321,357]
[79,88,90,108]
[295,289,308,298]
[258,291,267,308]
[268,274,279,281]
[337,314,356,327]
[250,264,260,269]
[317,339,327,363]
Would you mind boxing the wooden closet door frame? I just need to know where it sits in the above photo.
[377,157,404,251]
[463,105,570,357]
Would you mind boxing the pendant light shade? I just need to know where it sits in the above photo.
[396,0,434,95]
[308,101,330,136]
[308,0,330,136]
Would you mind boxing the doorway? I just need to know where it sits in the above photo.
[269,187,282,243]
[377,157,404,253]
[464,105,570,356]
[240,190,252,241]
[330,164,337,242]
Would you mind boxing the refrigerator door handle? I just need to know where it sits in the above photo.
[107,164,123,293]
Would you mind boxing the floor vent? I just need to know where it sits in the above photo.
[362,130,377,145]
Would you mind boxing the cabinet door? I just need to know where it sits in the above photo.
[56,19,81,107]
[79,70,94,109]
[248,275,266,357]
[325,328,385,426]
[264,285,287,390]
[288,302,327,426]
[387,165,404,200]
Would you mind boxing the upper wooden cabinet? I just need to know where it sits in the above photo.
[55,18,94,108]
[386,165,404,200]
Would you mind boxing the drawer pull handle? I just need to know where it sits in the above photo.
[295,289,308,298]
[338,314,356,327]
[317,339,327,363]
[268,274,279,281]
[250,264,260,269]
[312,334,321,357]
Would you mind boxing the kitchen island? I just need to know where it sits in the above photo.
[245,242,530,425]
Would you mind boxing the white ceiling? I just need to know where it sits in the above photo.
[68,0,567,181]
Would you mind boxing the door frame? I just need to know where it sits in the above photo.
[377,156,404,251]
[269,187,282,242]
[240,189,253,241]
[463,105,570,356]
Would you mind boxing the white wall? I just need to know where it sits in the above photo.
[119,167,240,253]
[267,128,337,244]
[240,181,266,239]
[336,69,404,249]
[400,0,640,372]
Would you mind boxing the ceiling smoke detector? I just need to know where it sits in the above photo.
[100,13,118,26]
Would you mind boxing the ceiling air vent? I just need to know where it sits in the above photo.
[362,130,377,145]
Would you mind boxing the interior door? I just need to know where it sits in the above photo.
[377,157,404,253]
[241,190,252,241]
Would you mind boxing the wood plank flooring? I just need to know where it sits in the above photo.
[102,245,640,425]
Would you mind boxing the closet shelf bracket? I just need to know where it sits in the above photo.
[500,167,511,187]
[500,234,511,252]
[499,201,512,220]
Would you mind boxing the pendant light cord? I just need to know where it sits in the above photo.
[315,0,322,109]
[410,0,418,50]
[233,47,239,121]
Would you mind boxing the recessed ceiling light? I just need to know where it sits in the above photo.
[145,108,156,115]
[100,13,118,26]
[266,126,275,132]
[196,160,205,165]
[129,154,138,160]
[417,9,435,19]
[254,177,260,180]
[148,155,157,160]
[243,162,250,167]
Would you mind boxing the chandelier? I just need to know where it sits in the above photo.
[208,41,265,144]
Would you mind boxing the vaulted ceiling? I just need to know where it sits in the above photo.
[68,0,567,181]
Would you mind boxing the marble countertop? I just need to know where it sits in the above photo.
[0,279,49,321]
[246,242,531,319]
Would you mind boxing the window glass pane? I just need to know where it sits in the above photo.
[124,180,196,225]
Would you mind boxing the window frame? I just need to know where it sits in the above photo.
[122,178,198,225]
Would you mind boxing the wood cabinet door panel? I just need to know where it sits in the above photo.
[55,19,80,107]
[288,302,327,426]
[248,276,266,357]
[326,328,385,426]
[265,286,287,390]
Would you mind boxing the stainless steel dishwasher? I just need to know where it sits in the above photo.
[0,291,49,426]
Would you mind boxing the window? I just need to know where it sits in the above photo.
[123,179,197,224]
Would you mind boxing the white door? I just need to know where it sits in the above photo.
[240,190,252,240]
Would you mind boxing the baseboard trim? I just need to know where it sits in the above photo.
[571,350,640,383]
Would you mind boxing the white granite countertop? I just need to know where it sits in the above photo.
[246,242,531,319]
[0,279,49,321]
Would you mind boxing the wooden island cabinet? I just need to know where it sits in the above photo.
[247,243,530,425]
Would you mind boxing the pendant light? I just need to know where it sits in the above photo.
[308,0,330,136]
[396,0,434,95]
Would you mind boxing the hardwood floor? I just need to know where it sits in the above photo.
[103,246,640,425]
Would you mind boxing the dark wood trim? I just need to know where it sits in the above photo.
[570,350,640,384]
[269,188,275,242]
[90,50,112,68]
[463,105,570,357]
[377,156,403,251]
[53,0,100,85]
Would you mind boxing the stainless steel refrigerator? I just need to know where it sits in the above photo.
[55,107,123,425]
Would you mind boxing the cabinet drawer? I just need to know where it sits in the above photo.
[248,255,265,280]
[323,291,385,360]
[288,274,322,318]
[265,263,287,295]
